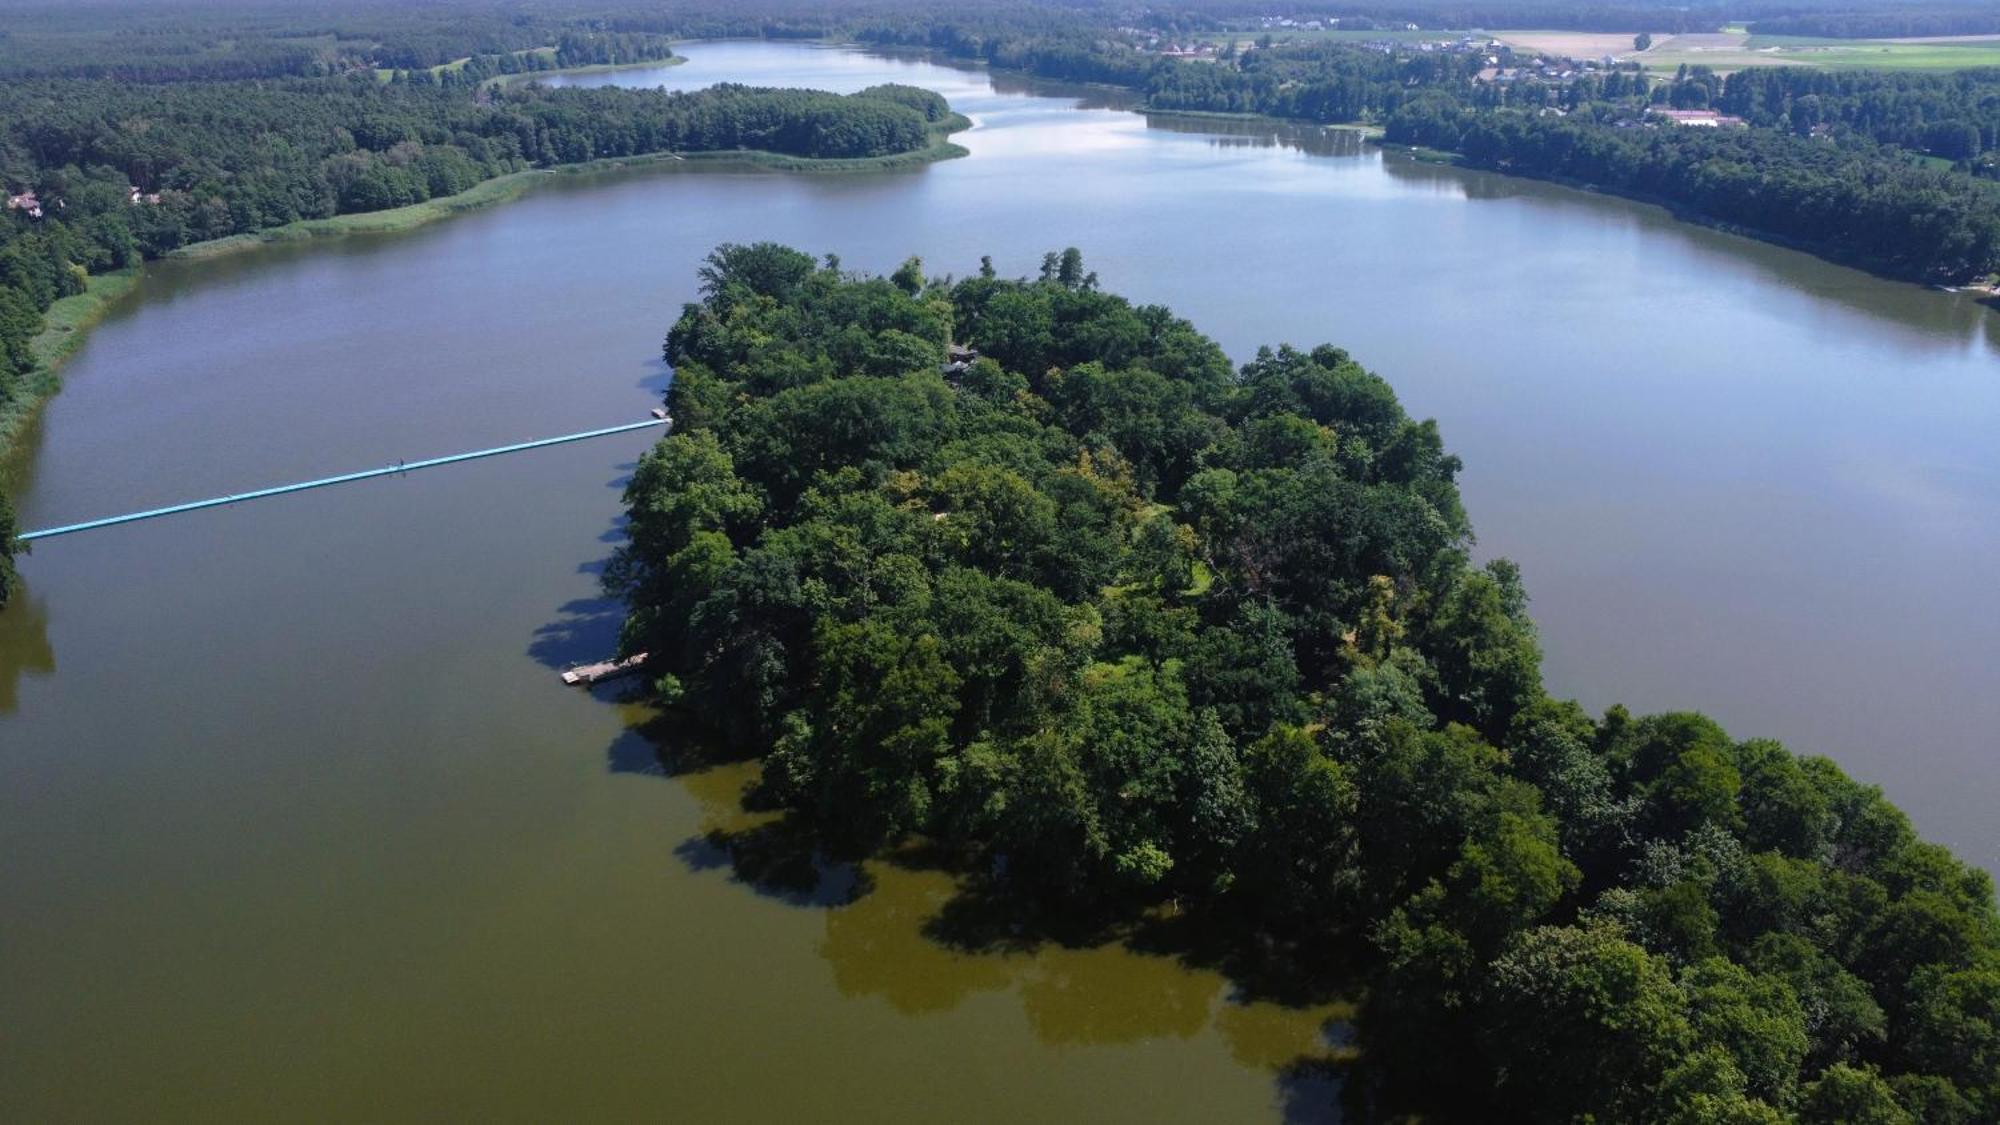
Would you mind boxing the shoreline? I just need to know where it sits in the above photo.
[1,270,143,465]
[1145,107,1385,135]
[933,46,1998,294]
[2,111,970,461]
[1373,140,2000,291]
[168,114,971,264]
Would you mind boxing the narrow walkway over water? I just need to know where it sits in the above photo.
[17,417,670,542]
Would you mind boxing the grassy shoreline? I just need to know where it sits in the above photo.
[167,117,969,264]
[0,269,143,462]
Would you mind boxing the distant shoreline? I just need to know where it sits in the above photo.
[167,114,972,263]
[0,104,970,462]
[1372,139,2000,292]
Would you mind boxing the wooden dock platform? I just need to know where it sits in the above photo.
[561,652,650,686]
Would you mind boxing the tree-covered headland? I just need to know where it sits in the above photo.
[612,243,2000,1121]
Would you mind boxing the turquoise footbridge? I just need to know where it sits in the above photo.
[16,417,670,542]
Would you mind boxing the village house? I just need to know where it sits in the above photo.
[1649,108,1748,128]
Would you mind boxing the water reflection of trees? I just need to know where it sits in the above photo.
[985,68,1142,111]
[1377,152,2000,354]
[1143,113,1368,159]
[0,579,54,715]
[638,728,1355,1111]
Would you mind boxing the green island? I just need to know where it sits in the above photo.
[2,1,1999,1113]
[612,242,2000,1122]
[8,0,2000,600]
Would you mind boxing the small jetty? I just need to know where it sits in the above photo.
[561,652,650,686]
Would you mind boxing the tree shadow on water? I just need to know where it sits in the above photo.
[0,582,54,715]
[917,865,1361,1009]
[604,724,670,777]
[602,466,637,505]
[607,713,875,906]
[1277,1057,1350,1124]
[674,815,873,908]
[638,358,673,398]
[527,591,625,672]
[528,499,634,673]
[589,708,1367,1119]
[916,865,1130,955]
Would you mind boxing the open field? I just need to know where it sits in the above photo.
[374,45,565,81]
[1492,31,1645,57]
[1887,34,2000,45]
[1215,26,2000,72]
[1635,30,2000,72]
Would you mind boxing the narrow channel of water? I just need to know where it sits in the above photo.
[2,40,1995,1120]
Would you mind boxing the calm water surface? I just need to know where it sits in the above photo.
[3,41,1996,1120]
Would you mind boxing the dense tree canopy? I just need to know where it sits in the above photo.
[613,244,2000,1120]
[1386,98,2000,283]
[1747,8,2000,39]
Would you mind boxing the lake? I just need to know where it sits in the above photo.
[2,40,1995,1121]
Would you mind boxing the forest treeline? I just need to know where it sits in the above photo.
[1747,8,2000,39]
[0,73,949,266]
[0,79,954,598]
[612,243,2000,1122]
[1386,98,2000,281]
[857,22,2000,283]
[0,2,679,81]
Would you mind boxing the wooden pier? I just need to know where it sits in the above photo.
[561,652,650,686]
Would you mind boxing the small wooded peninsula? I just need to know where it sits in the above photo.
[611,244,2000,1122]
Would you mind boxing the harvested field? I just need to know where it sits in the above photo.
[1493,30,1656,57]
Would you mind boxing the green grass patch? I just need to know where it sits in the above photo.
[28,270,141,373]
[1186,560,1215,597]
[167,169,552,260]
[1184,23,2000,72]
[374,54,473,82]
[1376,140,1461,164]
